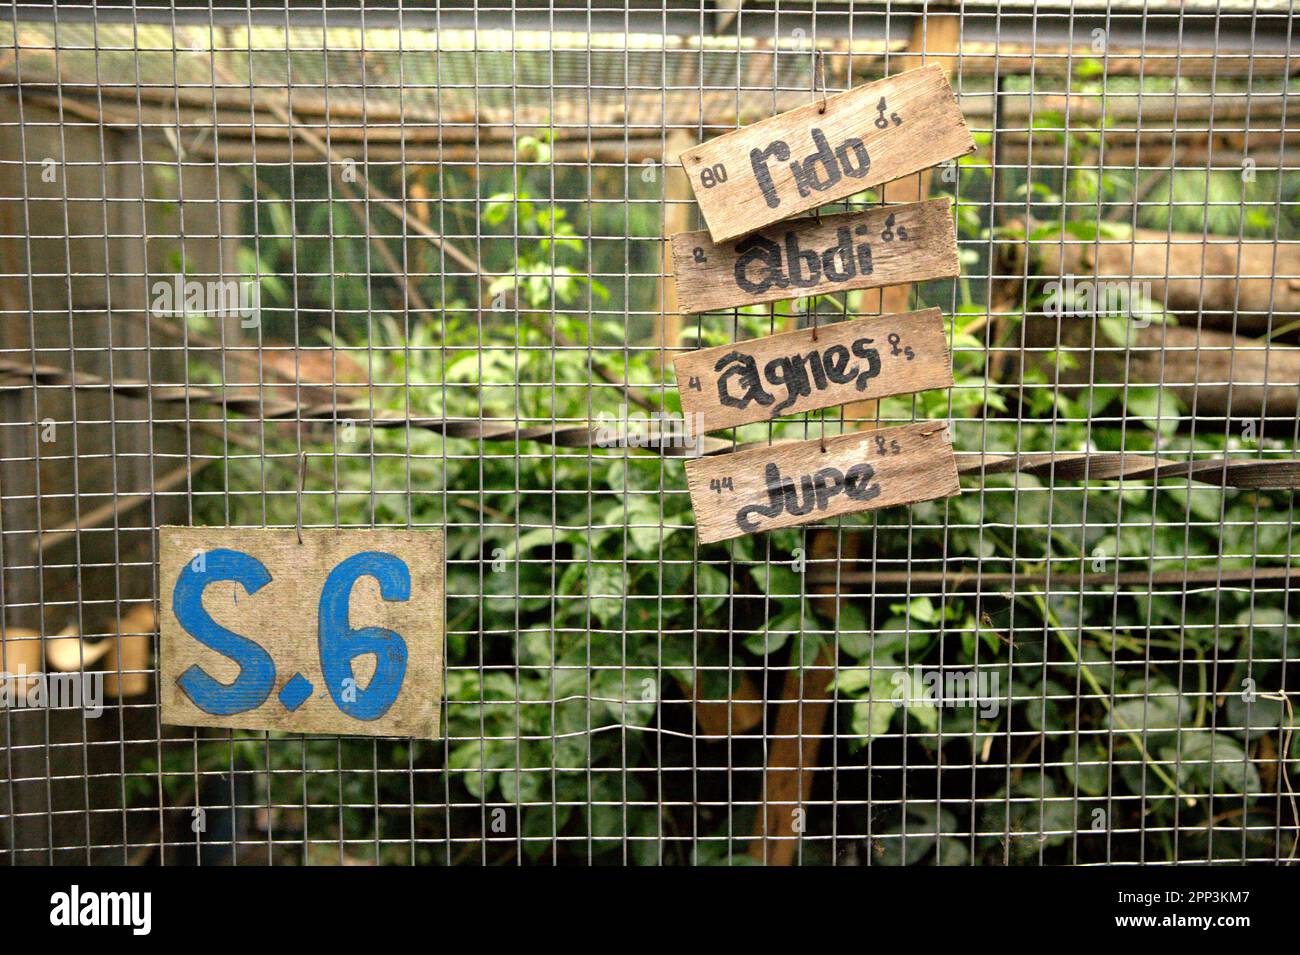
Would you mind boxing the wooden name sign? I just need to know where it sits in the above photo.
[680,64,974,243]
[685,422,960,543]
[160,527,444,738]
[670,198,958,314]
[674,308,952,436]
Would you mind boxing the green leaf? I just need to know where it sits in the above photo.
[835,601,871,658]
[499,769,544,803]
[838,667,906,743]
[743,605,803,656]
[751,564,804,597]
[1171,732,1260,795]
[1225,692,1284,740]
[900,669,940,732]
[852,693,896,742]
[889,596,937,624]
[586,561,626,626]
[832,668,875,695]
[1064,740,1111,797]
[1109,684,1190,742]
[697,563,729,616]
[1124,386,1181,436]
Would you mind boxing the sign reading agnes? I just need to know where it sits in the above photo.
[685,422,960,543]
[674,308,953,436]
[679,64,974,243]
[670,199,958,315]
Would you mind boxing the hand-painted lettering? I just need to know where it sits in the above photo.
[733,225,875,295]
[749,130,872,210]
[714,336,885,418]
[172,549,276,717]
[736,460,881,532]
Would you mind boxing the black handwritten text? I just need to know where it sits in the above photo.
[733,225,876,295]
[749,129,872,210]
[714,337,888,417]
[735,459,881,532]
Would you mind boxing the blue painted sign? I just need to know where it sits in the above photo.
[159,527,444,738]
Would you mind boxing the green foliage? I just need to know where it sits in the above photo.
[161,82,1300,864]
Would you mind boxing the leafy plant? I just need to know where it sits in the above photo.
[157,83,1300,865]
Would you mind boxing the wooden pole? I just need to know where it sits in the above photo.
[657,131,696,368]
[748,14,962,865]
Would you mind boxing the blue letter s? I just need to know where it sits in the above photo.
[173,549,276,716]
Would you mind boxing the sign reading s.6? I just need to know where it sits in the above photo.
[160,527,444,738]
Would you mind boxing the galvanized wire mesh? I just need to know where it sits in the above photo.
[0,1,1298,865]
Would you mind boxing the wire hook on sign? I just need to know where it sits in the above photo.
[812,48,828,115]
[809,49,829,225]
[296,450,308,545]
[810,291,825,453]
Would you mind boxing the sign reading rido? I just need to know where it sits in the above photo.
[159,527,444,738]
[679,64,974,243]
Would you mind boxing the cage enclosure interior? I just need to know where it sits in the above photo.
[1,0,1299,866]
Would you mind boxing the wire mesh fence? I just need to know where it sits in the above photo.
[0,0,1298,865]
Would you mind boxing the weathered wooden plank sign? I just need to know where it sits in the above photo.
[670,198,958,314]
[685,422,960,543]
[679,64,974,243]
[159,527,444,738]
[674,308,952,436]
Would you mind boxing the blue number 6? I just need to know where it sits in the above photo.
[318,552,411,721]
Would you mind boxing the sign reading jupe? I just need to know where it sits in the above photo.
[670,199,959,315]
[679,64,974,243]
[159,527,444,738]
[685,422,960,543]
[674,308,952,436]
